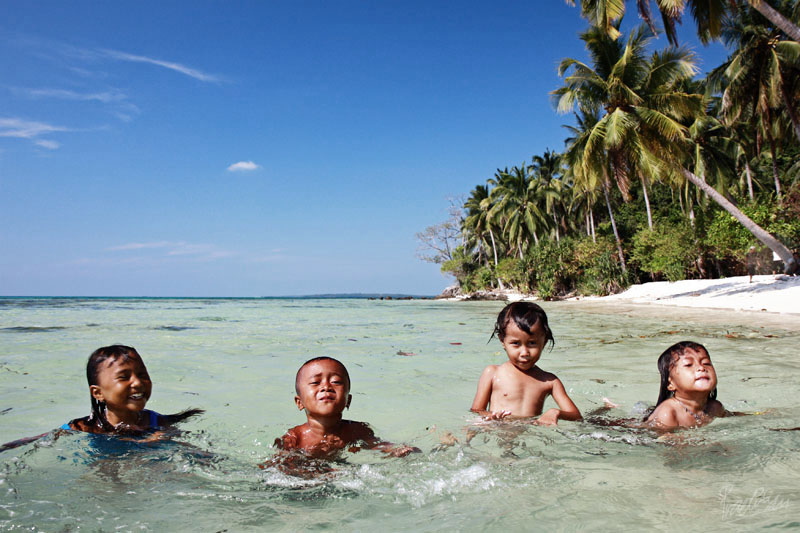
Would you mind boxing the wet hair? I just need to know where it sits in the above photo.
[654,341,717,408]
[295,356,350,394]
[85,345,202,432]
[491,302,554,349]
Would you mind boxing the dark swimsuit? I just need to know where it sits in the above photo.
[61,409,160,431]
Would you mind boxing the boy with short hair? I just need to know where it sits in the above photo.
[275,356,419,458]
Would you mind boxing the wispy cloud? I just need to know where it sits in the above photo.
[0,117,69,149]
[99,48,221,82]
[15,87,128,103]
[227,160,260,172]
[107,241,175,251]
[107,241,234,261]
[34,139,60,149]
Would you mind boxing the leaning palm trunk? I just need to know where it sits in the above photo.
[603,183,627,273]
[748,0,800,42]
[589,207,596,243]
[641,175,653,230]
[681,168,792,264]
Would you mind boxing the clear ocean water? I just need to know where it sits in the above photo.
[1,297,798,531]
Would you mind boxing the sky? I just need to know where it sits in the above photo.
[0,1,730,297]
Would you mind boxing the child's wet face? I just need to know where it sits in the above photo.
[91,356,152,421]
[501,319,546,371]
[295,359,351,418]
[668,348,717,396]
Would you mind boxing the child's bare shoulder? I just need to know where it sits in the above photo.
[274,424,305,449]
[647,400,678,427]
[340,420,376,442]
[530,366,559,384]
[707,399,726,417]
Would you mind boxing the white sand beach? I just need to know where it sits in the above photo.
[584,274,800,315]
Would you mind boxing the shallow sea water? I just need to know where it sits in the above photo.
[1,297,799,531]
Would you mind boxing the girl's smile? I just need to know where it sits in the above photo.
[90,356,152,426]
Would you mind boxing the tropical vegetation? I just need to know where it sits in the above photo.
[417,0,800,299]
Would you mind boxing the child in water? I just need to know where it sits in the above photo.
[274,356,420,458]
[471,302,581,425]
[62,345,203,434]
[646,341,727,428]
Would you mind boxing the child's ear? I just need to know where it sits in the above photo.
[346,394,352,410]
[90,385,104,402]
[667,379,676,392]
[294,395,305,411]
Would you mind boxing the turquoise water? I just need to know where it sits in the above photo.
[1,297,799,530]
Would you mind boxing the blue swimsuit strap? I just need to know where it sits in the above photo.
[61,410,160,431]
[147,409,160,428]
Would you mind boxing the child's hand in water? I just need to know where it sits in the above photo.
[384,444,422,457]
[484,410,512,421]
[533,409,560,426]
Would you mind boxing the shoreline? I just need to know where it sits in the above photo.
[442,274,800,316]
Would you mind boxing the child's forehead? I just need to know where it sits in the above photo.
[675,348,710,360]
[299,359,347,376]
[505,319,543,335]
[100,354,146,371]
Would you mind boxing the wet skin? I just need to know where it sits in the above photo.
[471,320,581,425]
[647,348,726,428]
[90,356,153,427]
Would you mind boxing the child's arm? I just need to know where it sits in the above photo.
[534,378,582,426]
[470,365,511,420]
[352,422,420,457]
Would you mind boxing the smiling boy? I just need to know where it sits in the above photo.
[274,357,419,458]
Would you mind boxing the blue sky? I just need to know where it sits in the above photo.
[0,2,729,296]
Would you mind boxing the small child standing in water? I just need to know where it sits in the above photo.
[471,302,581,425]
[63,345,202,434]
[274,357,419,458]
[646,341,727,428]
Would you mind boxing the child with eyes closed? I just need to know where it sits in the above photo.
[645,341,729,429]
[271,356,420,463]
[470,302,581,425]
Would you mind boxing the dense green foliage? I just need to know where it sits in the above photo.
[420,2,800,297]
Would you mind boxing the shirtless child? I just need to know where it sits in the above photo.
[274,357,419,458]
[471,302,581,425]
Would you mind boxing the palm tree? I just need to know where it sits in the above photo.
[566,0,800,45]
[556,23,795,265]
[553,24,702,230]
[489,164,550,258]
[464,184,501,268]
[709,4,800,197]
[563,109,628,271]
[532,149,570,241]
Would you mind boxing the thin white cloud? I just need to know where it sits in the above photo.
[100,48,221,82]
[107,241,174,251]
[17,87,127,103]
[34,139,60,149]
[227,160,260,172]
[107,241,234,261]
[0,117,69,148]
